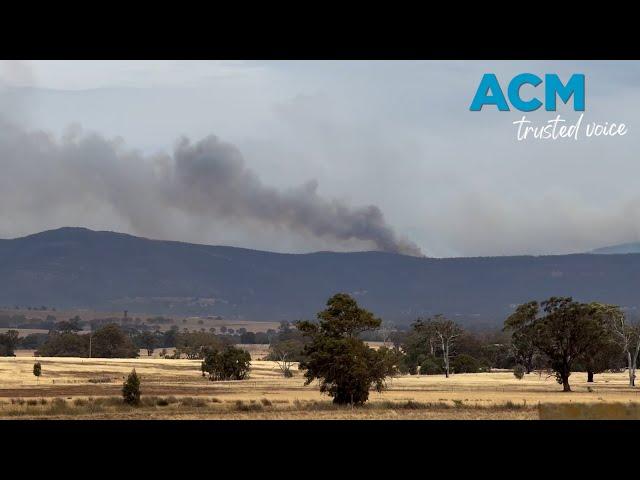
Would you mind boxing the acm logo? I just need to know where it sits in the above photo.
[470,73,585,112]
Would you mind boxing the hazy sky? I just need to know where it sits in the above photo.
[0,60,638,257]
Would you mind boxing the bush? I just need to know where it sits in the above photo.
[476,357,492,373]
[88,377,111,383]
[397,357,416,375]
[420,355,443,375]
[513,364,526,380]
[234,400,263,412]
[201,345,251,381]
[180,397,207,407]
[451,354,480,374]
[122,369,141,405]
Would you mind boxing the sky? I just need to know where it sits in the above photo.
[0,60,638,257]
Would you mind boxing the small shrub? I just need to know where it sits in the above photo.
[451,354,480,374]
[122,369,141,406]
[33,362,42,383]
[502,400,525,410]
[47,398,70,415]
[420,355,444,375]
[88,377,112,384]
[95,396,124,407]
[513,364,526,380]
[401,400,425,410]
[260,398,272,406]
[180,397,207,407]
[140,396,158,407]
[156,398,169,407]
[234,400,263,412]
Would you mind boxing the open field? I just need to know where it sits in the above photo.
[1,356,640,419]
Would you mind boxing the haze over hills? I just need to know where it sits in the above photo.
[591,242,640,255]
[1,227,640,327]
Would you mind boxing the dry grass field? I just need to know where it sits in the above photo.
[1,355,640,419]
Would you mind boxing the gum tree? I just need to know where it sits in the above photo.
[504,302,538,374]
[431,315,462,378]
[600,304,640,387]
[506,297,608,392]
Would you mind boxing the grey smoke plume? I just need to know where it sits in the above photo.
[0,119,422,256]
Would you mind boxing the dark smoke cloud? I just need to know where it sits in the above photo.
[0,119,422,256]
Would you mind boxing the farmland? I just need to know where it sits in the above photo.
[0,307,281,334]
[1,355,639,419]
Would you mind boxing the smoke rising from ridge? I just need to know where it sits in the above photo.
[0,118,422,256]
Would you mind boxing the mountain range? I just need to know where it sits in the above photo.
[1,227,639,327]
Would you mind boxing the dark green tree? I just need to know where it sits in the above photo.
[162,325,180,348]
[0,330,19,356]
[507,297,610,392]
[297,293,398,405]
[138,331,158,356]
[122,369,141,405]
[54,316,84,334]
[33,362,42,384]
[419,355,444,375]
[513,364,525,379]
[401,318,437,374]
[504,302,538,373]
[176,331,224,359]
[201,345,251,381]
[91,324,138,358]
[36,332,89,357]
[451,354,480,373]
[577,305,623,382]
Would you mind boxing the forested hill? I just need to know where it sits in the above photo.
[1,227,639,326]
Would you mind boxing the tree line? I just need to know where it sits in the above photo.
[263,294,640,404]
[503,297,639,391]
[3,292,639,407]
[0,318,279,358]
